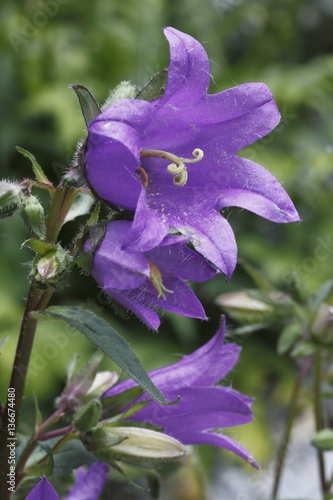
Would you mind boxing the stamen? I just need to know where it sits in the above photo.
[137,166,149,189]
[140,148,203,187]
[148,260,174,300]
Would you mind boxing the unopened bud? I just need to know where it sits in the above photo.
[89,425,186,464]
[215,291,272,323]
[312,303,333,345]
[0,181,24,218]
[101,81,136,110]
[311,428,333,451]
[36,250,58,282]
[87,371,118,396]
[21,195,46,239]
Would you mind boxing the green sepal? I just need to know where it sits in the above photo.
[24,240,72,284]
[62,139,88,188]
[102,386,144,419]
[16,146,52,186]
[136,70,167,102]
[311,428,333,451]
[277,322,303,355]
[292,340,318,358]
[20,195,46,240]
[85,426,127,457]
[74,399,101,432]
[71,84,101,127]
[102,81,137,109]
[0,181,24,218]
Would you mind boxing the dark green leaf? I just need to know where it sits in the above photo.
[63,192,94,224]
[71,84,101,127]
[136,70,167,102]
[35,306,177,406]
[146,471,160,500]
[52,439,98,476]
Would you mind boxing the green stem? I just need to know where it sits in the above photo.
[314,350,327,497]
[0,286,53,499]
[46,187,78,244]
[272,357,312,498]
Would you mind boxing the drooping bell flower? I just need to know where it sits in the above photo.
[85,191,217,330]
[104,316,258,467]
[85,27,300,278]
[25,462,108,500]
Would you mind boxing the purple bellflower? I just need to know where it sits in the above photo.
[25,462,108,500]
[86,192,217,330]
[104,316,258,468]
[85,27,300,278]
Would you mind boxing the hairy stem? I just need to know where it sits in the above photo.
[271,357,312,498]
[0,286,53,498]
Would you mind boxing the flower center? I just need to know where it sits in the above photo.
[139,148,204,187]
[147,259,173,300]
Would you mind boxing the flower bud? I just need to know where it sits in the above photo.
[311,429,333,451]
[88,425,186,465]
[87,371,118,396]
[21,195,46,239]
[312,303,333,345]
[215,291,272,323]
[101,81,136,110]
[0,181,24,218]
[36,250,58,282]
[74,399,101,432]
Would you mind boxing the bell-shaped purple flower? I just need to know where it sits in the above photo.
[85,27,300,278]
[86,191,217,330]
[104,317,258,468]
[25,462,108,500]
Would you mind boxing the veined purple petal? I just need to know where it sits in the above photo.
[26,477,60,500]
[64,462,108,500]
[186,432,259,469]
[161,27,210,106]
[88,220,150,290]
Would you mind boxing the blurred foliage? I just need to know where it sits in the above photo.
[0,0,333,498]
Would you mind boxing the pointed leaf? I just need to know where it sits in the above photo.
[16,146,52,186]
[71,84,101,127]
[309,279,333,312]
[278,322,303,355]
[35,306,176,406]
[102,386,144,419]
[136,70,167,102]
[240,259,275,292]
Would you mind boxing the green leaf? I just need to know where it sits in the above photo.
[35,306,177,406]
[71,84,101,127]
[309,279,333,312]
[240,259,275,292]
[292,340,318,358]
[311,428,333,451]
[136,70,168,102]
[16,147,52,186]
[277,322,303,355]
[74,399,101,432]
[146,471,160,500]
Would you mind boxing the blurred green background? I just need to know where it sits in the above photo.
[1,0,333,498]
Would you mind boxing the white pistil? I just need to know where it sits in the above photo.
[140,148,204,187]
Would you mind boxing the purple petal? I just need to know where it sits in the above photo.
[121,190,168,252]
[145,241,218,282]
[65,462,108,500]
[105,288,161,330]
[161,27,211,106]
[26,477,60,500]
[105,316,240,397]
[215,156,301,223]
[186,431,259,469]
[89,220,150,290]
